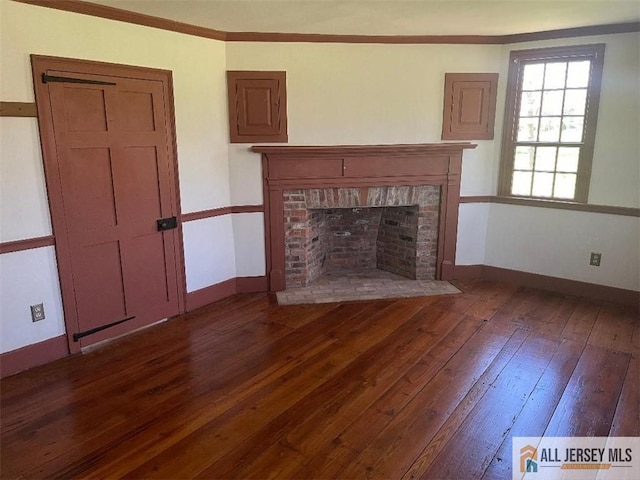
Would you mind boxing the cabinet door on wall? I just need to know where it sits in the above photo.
[227,71,288,143]
[442,73,498,140]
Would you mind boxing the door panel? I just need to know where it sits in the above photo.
[74,241,127,331]
[39,65,182,348]
[115,147,162,223]
[237,78,280,135]
[122,233,172,311]
[63,87,108,132]
[117,91,156,132]
[64,148,117,229]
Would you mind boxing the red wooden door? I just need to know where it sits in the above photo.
[42,67,181,348]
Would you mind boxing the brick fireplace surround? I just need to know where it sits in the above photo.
[283,186,440,288]
[253,143,477,292]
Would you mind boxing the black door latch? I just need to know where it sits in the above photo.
[157,216,178,231]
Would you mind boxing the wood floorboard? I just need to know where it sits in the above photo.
[292,312,488,479]
[19,301,383,479]
[200,305,454,478]
[1,280,638,479]
[543,344,630,437]
[122,300,432,479]
[408,333,562,480]
[335,323,524,479]
[480,337,587,480]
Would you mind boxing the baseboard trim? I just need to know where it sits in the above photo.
[185,278,237,311]
[452,264,485,281]
[236,275,268,293]
[185,275,268,311]
[454,264,639,308]
[0,335,69,378]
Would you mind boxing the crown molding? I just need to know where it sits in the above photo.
[14,0,227,40]
[13,1,640,45]
[225,31,504,44]
[500,21,640,44]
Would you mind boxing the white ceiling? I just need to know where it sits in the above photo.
[88,0,640,36]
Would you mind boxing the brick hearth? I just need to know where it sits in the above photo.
[283,186,440,288]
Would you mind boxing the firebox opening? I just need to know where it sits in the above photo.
[283,186,441,289]
[306,206,420,285]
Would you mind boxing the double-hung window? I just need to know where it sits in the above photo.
[499,44,605,202]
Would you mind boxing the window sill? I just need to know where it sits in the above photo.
[459,195,640,217]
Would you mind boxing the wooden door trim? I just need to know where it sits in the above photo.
[31,55,186,353]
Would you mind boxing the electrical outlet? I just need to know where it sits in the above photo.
[30,303,45,322]
[589,252,602,267]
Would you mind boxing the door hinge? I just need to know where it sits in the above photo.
[73,316,135,342]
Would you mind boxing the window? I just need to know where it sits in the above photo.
[499,44,605,202]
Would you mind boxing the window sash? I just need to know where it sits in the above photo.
[499,44,605,203]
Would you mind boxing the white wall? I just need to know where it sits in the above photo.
[485,204,640,291]
[0,0,234,353]
[484,33,640,290]
[183,216,236,291]
[225,34,640,289]
[0,118,52,242]
[456,203,490,266]
[0,248,65,352]
[225,42,505,277]
[226,42,503,197]
[232,213,266,277]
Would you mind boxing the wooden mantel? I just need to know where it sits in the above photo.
[251,142,477,156]
[252,143,477,292]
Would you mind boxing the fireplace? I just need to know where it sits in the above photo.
[252,143,477,292]
[283,186,441,288]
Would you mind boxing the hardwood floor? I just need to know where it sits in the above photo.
[1,280,638,479]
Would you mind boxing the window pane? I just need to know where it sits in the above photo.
[504,45,604,202]
[566,60,591,88]
[518,117,539,141]
[561,117,584,142]
[540,90,564,116]
[554,173,577,199]
[544,62,567,89]
[520,91,541,116]
[522,64,544,90]
[563,89,587,115]
[512,171,532,196]
[557,147,580,172]
[535,147,557,171]
[539,117,561,142]
[515,146,535,170]
[532,172,554,197]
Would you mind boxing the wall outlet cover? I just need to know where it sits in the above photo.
[30,303,45,322]
[589,252,602,267]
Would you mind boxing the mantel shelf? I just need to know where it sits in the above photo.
[251,142,477,157]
